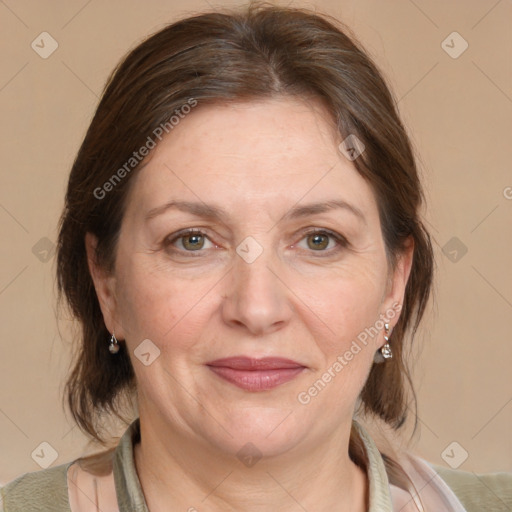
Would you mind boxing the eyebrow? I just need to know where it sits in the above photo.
[145,199,366,224]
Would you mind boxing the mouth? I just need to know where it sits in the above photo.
[205,356,307,392]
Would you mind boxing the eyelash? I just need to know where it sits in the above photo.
[164,227,348,257]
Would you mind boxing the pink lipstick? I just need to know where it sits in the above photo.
[206,356,306,391]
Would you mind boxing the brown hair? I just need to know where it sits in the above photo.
[57,2,433,504]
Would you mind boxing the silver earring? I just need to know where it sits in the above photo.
[374,322,392,363]
[109,332,120,354]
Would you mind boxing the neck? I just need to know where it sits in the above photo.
[133,415,369,512]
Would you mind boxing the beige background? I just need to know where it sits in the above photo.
[0,0,511,485]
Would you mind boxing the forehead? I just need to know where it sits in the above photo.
[125,97,378,222]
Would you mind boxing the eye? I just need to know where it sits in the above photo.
[164,227,347,257]
[166,229,214,253]
[296,229,346,254]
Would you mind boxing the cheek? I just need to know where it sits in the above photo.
[299,278,382,407]
[298,264,386,353]
[115,255,216,350]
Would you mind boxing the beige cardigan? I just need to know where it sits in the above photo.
[1,418,511,511]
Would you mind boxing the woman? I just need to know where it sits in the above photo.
[1,4,510,511]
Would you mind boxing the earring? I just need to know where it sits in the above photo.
[374,322,392,364]
[109,332,120,354]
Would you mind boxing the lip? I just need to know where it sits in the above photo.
[206,357,306,391]
[207,356,305,370]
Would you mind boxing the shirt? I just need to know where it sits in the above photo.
[1,417,511,511]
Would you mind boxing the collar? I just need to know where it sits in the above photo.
[352,419,394,511]
[113,417,394,511]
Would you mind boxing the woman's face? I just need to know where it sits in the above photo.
[89,97,412,457]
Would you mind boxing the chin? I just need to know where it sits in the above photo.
[201,407,308,459]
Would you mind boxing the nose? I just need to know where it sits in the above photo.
[220,248,293,336]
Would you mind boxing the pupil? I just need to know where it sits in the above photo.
[185,234,203,250]
[309,234,327,250]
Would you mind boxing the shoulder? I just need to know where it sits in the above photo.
[0,462,72,512]
[431,463,512,512]
[0,448,118,512]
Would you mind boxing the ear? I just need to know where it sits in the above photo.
[85,232,125,339]
[381,236,414,325]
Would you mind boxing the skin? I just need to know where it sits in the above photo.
[87,96,414,512]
